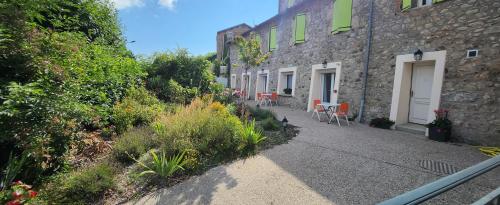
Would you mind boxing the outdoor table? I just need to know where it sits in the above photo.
[261,93,272,106]
[318,103,340,123]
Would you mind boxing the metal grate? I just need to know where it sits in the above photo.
[419,160,458,175]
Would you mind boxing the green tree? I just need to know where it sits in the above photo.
[234,33,270,99]
[145,49,215,103]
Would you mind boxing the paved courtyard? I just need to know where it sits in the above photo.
[129,105,499,205]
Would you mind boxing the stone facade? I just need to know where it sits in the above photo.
[216,0,500,146]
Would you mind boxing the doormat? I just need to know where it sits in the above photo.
[419,160,458,175]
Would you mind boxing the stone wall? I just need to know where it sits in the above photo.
[224,0,500,145]
[365,0,500,145]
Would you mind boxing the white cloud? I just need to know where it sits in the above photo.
[110,0,145,10]
[158,0,178,10]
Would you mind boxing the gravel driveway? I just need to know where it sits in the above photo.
[128,105,499,205]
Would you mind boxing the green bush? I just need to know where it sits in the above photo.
[113,127,156,164]
[112,87,165,134]
[42,163,116,204]
[261,117,280,131]
[242,120,266,153]
[133,150,187,178]
[250,107,275,121]
[154,97,244,165]
[145,49,215,103]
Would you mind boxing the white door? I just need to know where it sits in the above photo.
[321,73,335,104]
[409,64,434,124]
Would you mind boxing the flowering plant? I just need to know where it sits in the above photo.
[427,109,452,130]
[0,181,37,205]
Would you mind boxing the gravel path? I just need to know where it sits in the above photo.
[128,105,499,205]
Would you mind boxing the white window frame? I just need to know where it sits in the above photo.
[417,0,432,8]
[230,74,237,89]
[255,69,270,101]
[277,67,297,96]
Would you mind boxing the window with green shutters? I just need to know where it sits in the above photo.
[294,14,306,44]
[331,0,352,34]
[288,0,295,8]
[432,0,446,4]
[255,34,261,50]
[401,0,411,11]
[269,26,277,51]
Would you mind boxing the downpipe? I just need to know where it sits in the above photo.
[358,0,375,123]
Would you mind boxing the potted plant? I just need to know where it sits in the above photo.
[427,109,452,142]
[283,88,292,95]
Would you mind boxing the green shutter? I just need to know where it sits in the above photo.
[288,0,295,8]
[269,27,277,51]
[432,0,446,3]
[402,0,411,11]
[294,14,306,43]
[332,0,352,34]
[255,35,262,50]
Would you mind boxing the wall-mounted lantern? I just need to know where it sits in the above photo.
[322,60,328,68]
[414,49,423,61]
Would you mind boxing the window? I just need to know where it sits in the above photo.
[288,0,295,8]
[402,0,446,11]
[286,74,293,89]
[332,0,352,34]
[269,26,277,51]
[294,14,306,44]
[278,67,297,96]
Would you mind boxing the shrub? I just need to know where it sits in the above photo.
[261,117,280,131]
[249,107,275,121]
[133,150,187,178]
[154,97,244,164]
[0,181,38,205]
[42,163,116,204]
[242,120,266,153]
[112,87,165,134]
[369,117,395,129]
[113,127,156,164]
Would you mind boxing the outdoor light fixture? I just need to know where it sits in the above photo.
[322,60,328,68]
[414,49,423,61]
[282,116,288,130]
[261,68,264,72]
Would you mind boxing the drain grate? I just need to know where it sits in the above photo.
[418,160,458,175]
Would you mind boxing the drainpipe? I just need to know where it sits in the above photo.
[358,0,375,123]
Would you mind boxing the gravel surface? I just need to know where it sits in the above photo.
[128,105,499,205]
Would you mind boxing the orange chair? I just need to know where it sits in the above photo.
[311,99,326,121]
[329,103,350,126]
[269,92,278,106]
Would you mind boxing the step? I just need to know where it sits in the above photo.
[396,123,427,135]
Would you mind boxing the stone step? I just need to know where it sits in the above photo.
[396,123,426,135]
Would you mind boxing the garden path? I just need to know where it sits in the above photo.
[128,104,499,205]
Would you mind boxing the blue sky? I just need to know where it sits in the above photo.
[112,0,277,56]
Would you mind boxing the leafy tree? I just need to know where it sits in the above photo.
[234,33,270,98]
[145,49,215,103]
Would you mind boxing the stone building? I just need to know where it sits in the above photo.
[216,0,500,146]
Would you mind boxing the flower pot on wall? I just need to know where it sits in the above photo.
[428,127,451,142]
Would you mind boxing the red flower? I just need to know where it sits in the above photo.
[28,190,38,198]
[11,191,23,199]
[6,200,21,205]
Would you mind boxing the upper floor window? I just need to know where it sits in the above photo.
[269,26,277,51]
[288,0,295,8]
[294,13,306,44]
[332,0,352,34]
[402,0,446,11]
